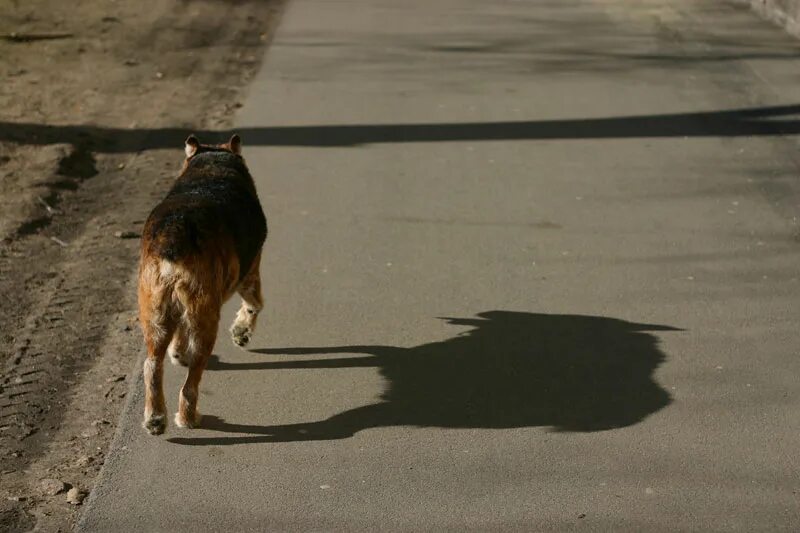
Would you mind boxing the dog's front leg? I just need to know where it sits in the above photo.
[231,250,263,348]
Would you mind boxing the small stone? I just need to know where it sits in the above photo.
[81,426,99,438]
[155,71,164,79]
[66,487,86,505]
[39,478,67,496]
[76,455,94,467]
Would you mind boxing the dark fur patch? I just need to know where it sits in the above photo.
[142,151,267,279]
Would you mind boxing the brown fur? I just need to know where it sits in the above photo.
[137,135,267,435]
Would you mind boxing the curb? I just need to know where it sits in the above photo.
[74,351,145,532]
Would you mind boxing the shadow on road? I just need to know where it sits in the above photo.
[168,311,680,445]
[2,104,800,152]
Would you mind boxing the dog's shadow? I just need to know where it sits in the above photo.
[167,310,680,445]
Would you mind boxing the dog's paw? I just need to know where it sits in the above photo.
[175,411,202,429]
[167,339,190,367]
[230,323,252,348]
[143,414,167,435]
[168,351,189,367]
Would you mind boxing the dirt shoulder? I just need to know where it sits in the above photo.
[0,1,283,530]
[732,0,800,38]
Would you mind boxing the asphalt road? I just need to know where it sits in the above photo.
[79,0,800,531]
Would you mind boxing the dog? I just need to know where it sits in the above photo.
[137,134,267,435]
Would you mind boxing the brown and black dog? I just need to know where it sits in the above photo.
[137,134,267,435]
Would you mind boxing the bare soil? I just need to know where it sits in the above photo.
[0,1,283,530]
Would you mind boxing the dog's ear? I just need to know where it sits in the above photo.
[228,134,242,155]
[185,135,200,158]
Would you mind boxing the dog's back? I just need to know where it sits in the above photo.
[142,150,266,276]
[138,135,267,435]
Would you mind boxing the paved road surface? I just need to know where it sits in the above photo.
[80,0,800,530]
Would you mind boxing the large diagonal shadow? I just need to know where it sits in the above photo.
[168,311,680,445]
[2,104,800,152]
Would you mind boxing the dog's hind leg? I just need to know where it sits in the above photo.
[142,334,173,435]
[175,304,220,429]
[138,263,177,435]
[231,249,263,348]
